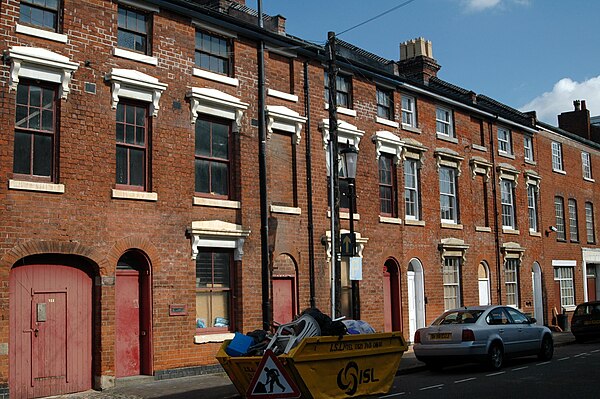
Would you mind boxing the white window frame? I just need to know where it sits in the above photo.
[524,135,534,162]
[582,152,593,180]
[436,106,453,137]
[439,166,458,224]
[527,184,538,233]
[585,202,596,243]
[554,267,575,309]
[568,199,579,242]
[402,95,416,128]
[552,141,564,172]
[404,158,420,220]
[500,179,516,229]
[497,127,512,155]
[443,257,461,310]
[505,259,519,307]
[555,196,566,240]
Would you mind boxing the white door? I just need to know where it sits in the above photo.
[407,271,416,342]
[532,262,544,325]
[478,279,490,305]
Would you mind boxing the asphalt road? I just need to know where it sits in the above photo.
[380,340,600,399]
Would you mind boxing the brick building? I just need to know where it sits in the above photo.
[0,0,598,397]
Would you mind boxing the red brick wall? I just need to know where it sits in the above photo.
[0,0,599,393]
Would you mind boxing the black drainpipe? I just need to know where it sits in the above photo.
[303,60,316,308]
[489,116,502,304]
[257,0,271,331]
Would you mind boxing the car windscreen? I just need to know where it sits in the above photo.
[432,310,484,325]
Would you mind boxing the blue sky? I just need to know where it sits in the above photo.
[246,0,600,124]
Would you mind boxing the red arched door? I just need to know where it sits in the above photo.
[115,251,152,377]
[10,260,93,398]
[383,260,402,332]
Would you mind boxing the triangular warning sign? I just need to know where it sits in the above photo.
[246,349,300,399]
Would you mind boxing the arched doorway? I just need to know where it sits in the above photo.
[383,259,402,332]
[115,250,153,377]
[407,259,425,343]
[532,262,544,325]
[9,255,94,398]
[272,254,298,325]
[478,262,491,305]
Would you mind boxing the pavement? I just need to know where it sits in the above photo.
[50,332,575,399]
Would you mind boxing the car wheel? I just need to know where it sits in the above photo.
[537,334,554,361]
[487,342,503,370]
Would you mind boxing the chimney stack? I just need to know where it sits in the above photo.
[558,99,592,141]
[397,38,440,84]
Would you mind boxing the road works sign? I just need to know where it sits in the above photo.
[246,349,300,399]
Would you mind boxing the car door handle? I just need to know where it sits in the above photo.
[498,329,504,333]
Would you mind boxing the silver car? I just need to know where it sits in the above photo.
[413,305,553,370]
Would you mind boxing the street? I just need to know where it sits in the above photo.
[381,341,600,398]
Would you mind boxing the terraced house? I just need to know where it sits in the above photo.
[0,0,598,397]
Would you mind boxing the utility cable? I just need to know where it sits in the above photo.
[337,0,419,36]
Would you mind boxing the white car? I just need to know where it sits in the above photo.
[413,305,553,370]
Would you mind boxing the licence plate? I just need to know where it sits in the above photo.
[429,332,452,340]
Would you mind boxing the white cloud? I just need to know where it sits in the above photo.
[520,76,600,124]
[461,0,529,12]
[462,0,501,12]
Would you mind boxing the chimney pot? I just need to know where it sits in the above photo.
[582,100,587,110]
[574,100,581,111]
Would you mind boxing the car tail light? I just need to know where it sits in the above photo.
[414,330,421,344]
[462,329,475,342]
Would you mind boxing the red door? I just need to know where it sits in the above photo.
[383,263,402,332]
[31,292,67,395]
[116,270,141,377]
[272,277,295,324]
[383,268,392,332]
[588,276,597,301]
[10,263,92,398]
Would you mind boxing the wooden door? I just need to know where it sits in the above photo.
[116,270,141,377]
[10,263,92,398]
[272,277,295,325]
[588,276,597,301]
[383,268,392,332]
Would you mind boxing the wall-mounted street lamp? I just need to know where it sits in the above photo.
[340,145,360,320]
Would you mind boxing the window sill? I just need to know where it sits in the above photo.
[112,189,157,201]
[192,67,239,87]
[529,230,542,237]
[436,134,458,144]
[405,219,425,226]
[16,23,67,43]
[376,117,399,128]
[498,152,515,160]
[194,332,235,344]
[552,169,566,175]
[324,103,356,117]
[584,177,595,183]
[267,88,298,102]
[193,197,241,209]
[441,222,463,230]
[475,226,491,232]
[563,305,576,312]
[379,216,402,224]
[113,47,158,66]
[9,179,65,194]
[471,144,487,152]
[525,159,536,165]
[328,210,360,220]
[401,124,421,134]
[502,228,520,235]
[270,205,301,215]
